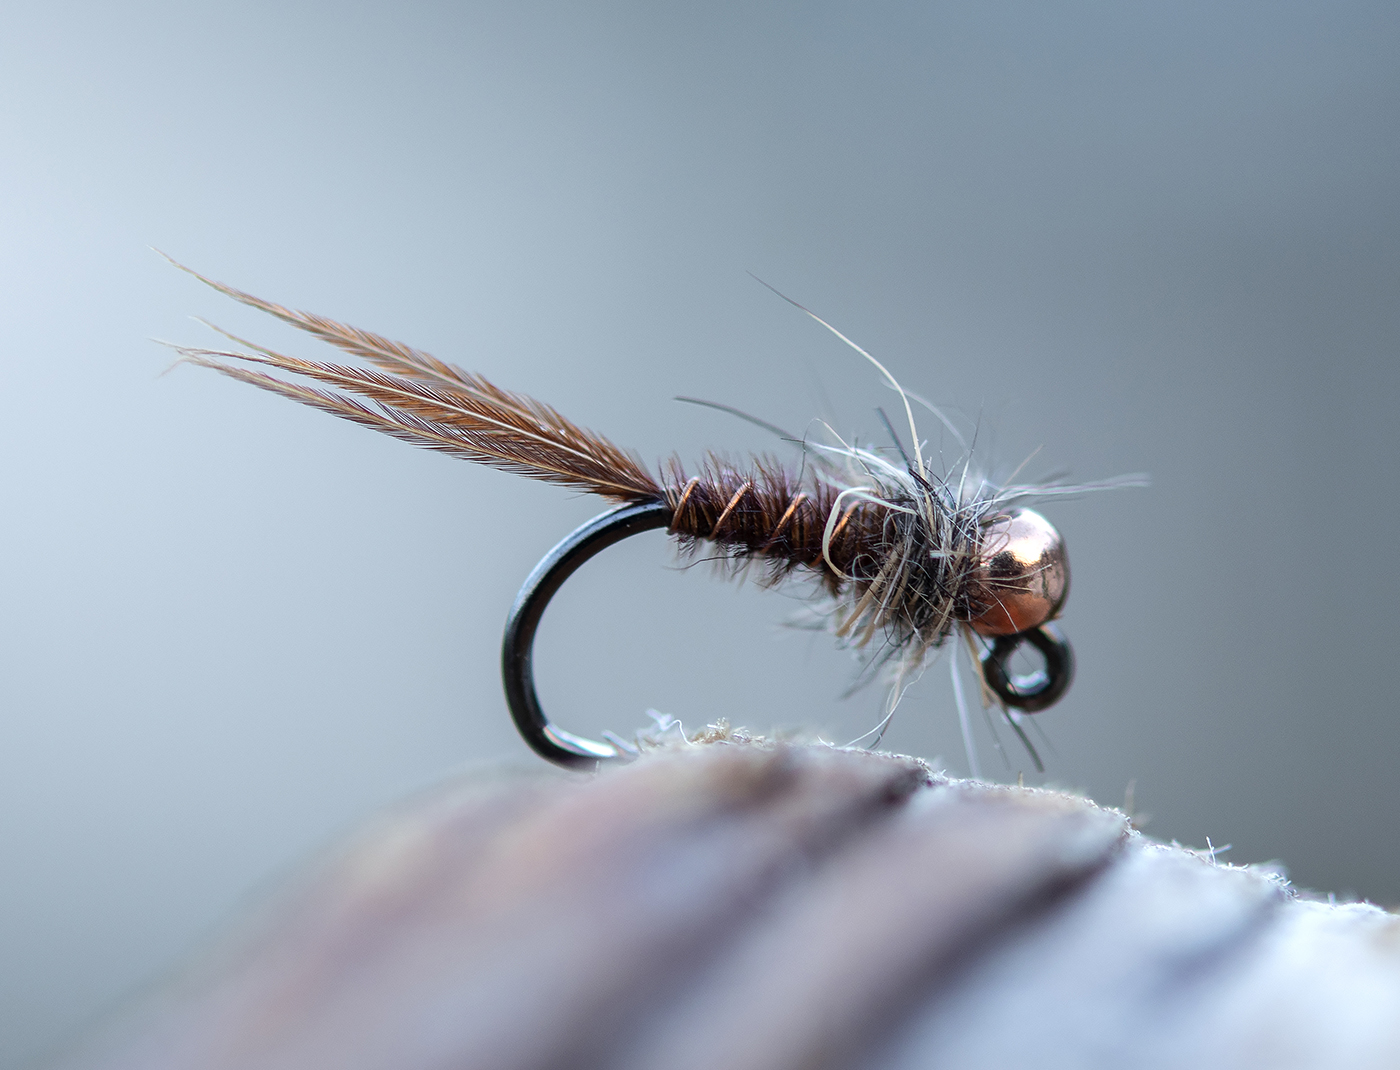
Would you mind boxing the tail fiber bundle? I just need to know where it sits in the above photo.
[174,267,663,504]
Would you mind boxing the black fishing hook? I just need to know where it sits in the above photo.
[501,501,1075,769]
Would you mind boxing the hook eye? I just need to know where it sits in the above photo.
[979,622,1075,713]
[501,500,673,769]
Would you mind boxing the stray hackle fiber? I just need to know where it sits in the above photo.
[170,261,1128,766]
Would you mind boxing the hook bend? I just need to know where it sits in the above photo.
[501,500,673,769]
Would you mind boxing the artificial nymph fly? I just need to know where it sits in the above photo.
[173,265,1079,772]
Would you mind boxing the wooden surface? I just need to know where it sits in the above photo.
[60,739,1400,1070]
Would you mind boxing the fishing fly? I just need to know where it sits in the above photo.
[172,263,1107,773]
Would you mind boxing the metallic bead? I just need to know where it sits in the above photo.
[969,508,1069,637]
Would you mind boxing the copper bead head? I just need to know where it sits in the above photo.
[968,508,1069,637]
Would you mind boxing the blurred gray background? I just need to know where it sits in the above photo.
[1,0,1397,1064]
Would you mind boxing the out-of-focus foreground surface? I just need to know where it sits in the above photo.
[3,2,1399,1065]
[58,742,1400,1070]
